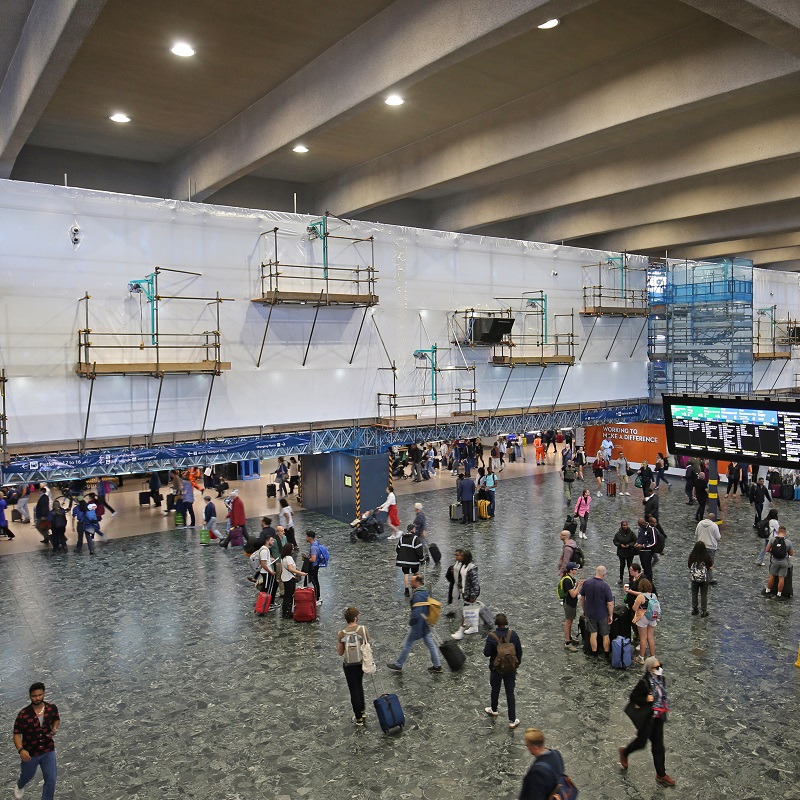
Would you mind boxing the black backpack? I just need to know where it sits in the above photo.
[771,537,789,561]
[652,527,667,555]
[756,519,770,539]
[570,544,585,568]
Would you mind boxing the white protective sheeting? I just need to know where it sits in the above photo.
[0,180,655,446]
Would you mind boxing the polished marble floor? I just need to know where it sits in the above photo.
[1,461,799,799]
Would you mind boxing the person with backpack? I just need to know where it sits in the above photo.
[683,461,697,504]
[618,656,676,787]
[302,530,326,606]
[613,520,637,584]
[694,512,720,582]
[751,476,770,529]
[387,574,443,674]
[557,529,580,577]
[337,607,372,725]
[481,466,498,517]
[97,478,117,516]
[763,526,794,598]
[520,727,576,800]
[688,542,713,617]
[574,489,591,539]
[654,452,670,490]
[560,460,577,503]
[755,508,779,566]
[627,578,660,664]
[483,613,522,729]
[48,500,68,552]
[558,563,583,652]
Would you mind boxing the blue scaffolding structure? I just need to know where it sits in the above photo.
[647,258,753,402]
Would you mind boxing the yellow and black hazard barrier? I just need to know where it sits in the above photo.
[297,458,302,507]
[387,450,393,491]
[354,457,361,517]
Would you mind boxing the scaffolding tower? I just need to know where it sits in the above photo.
[647,258,753,400]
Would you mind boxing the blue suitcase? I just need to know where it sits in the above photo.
[611,635,632,669]
[374,692,405,733]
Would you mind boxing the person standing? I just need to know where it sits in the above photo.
[520,728,571,800]
[618,656,676,786]
[181,474,196,528]
[694,471,709,522]
[482,466,498,517]
[601,435,614,462]
[13,682,59,800]
[483,613,522,729]
[0,492,14,540]
[574,489,591,539]
[257,533,277,596]
[275,456,289,497]
[638,461,654,495]
[379,486,402,539]
[643,490,659,522]
[409,442,424,482]
[302,530,324,606]
[634,517,657,581]
[97,477,117,516]
[560,460,577,504]
[616,450,631,495]
[557,529,578,577]
[48,501,68,552]
[579,565,614,656]
[752,476,770,529]
[763,526,794,598]
[337,607,370,725]
[574,446,586,480]
[386,574,443,673]
[688,541,713,617]
[396,524,424,597]
[534,434,546,466]
[738,461,750,496]
[450,549,481,639]
[627,578,660,663]
[559,563,583,652]
[224,489,246,548]
[34,487,51,544]
[411,501,431,559]
[613,520,637,584]
[17,482,31,524]
[592,451,607,496]
[694,513,721,585]
[725,462,738,495]
[683,461,697,504]
[279,542,306,617]
[457,471,476,524]
[148,471,162,508]
[755,508,779,566]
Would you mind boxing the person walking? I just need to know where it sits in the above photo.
[449,549,481,639]
[613,520,637,584]
[13,681,60,800]
[412,501,430,559]
[684,461,697,504]
[379,486,402,539]
[48,501,68,552]
[592,451,608,496]
[17,482,31,524]
[574,489,591,539]
[763,526,794,598]
[275,456,289,497]
[203,496,219,538]
[687,541,712,617]
[97,477,117,516]
[396,524,424,597]
[616,450,631,495]
[181,473,196,528]
[520,728,573,800]
[386,574,443,673]
[618,656,676,786]
[752,476,770,529]
[279,542,306,617]
[288,456,300,494]
[337,607,370,725]
[694,471,709,522]
[654,452,670,490]
[483,613,522,729]
[148,471,162,507]
[755,508,779,566]
[638,461,654,495]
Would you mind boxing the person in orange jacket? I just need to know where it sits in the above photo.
[534,436,546,466]
[187,467,202,491]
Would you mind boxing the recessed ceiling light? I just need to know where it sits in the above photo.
[293,144,309,153]
[171,42,195,57]
[538,18,559,29]
[385,94,404,106]
[109,113,131,123]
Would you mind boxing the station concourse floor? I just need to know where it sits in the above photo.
[1,453,798,800]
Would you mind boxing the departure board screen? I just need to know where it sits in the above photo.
[663,395,800,468]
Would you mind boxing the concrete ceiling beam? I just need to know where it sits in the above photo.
[679,0,800,58]
[315,18,800,217]
[670,231,800,260]
[559,198,800,254]
[760,259,800,272]
[162,0,595,202]
[428,103,800,232]
[739,246,800,265]
[0,0,107,179]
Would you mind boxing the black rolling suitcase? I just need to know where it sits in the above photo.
[610,605,632,641]
[438,639,466,671]
[166,493,176,511]
[267,483,277,498]
[138,491,151,506]
[428,542,442,565]
[578,616,594,655]
[781,483,794,501]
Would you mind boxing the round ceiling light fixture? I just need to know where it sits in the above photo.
[171,42,195,57]
[293,144,309,153]
[385,94,404,106]
[538,18,559,29]
[109,112,131,123]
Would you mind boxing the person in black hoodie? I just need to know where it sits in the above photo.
[613,520,637,584]
[34,487,51,544]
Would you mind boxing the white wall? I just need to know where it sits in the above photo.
[0,180,655,447]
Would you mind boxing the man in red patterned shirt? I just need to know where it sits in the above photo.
[12,682,59,800]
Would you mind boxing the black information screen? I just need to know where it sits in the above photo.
[664,395,800,468]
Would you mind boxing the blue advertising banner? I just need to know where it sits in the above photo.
[2,434,311,481]
[581,405,644,424]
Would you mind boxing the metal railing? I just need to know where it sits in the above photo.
[377,388,477,427]
[582,285,648,312]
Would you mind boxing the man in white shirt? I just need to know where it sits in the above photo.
[258,534,277,597]
[601,437,614,462]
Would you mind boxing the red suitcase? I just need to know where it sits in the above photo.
[292,587,317,622]
[255,591,272,616]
